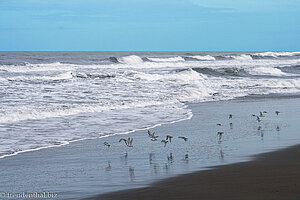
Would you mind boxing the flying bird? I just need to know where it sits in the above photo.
[166,135,173,143]
[217,131,224,140]
[161,140,168,147]
[119,137,133,147]
[104,142,111,148]
[178,136,188,141]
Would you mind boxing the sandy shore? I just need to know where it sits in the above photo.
[87,144,300,200]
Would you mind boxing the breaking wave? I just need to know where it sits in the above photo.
[147,56,185,62]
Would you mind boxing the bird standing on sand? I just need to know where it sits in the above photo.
[104,142,111,148]
[166,135,173,143]
[229,114,233,119]
[161,140,168,147]
[275,111,280,116]
[178,136,188,141]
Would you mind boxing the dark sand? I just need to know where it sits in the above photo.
[87,144,300,200]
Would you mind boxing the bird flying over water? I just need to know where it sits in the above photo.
[178,136,188,141]
[166,135,173,143]
[104,142,111,148]
[161,140,168,147]
[217,131,224,140]
[119,137,133,147]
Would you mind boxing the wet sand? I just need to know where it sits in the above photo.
[87,144,300,200]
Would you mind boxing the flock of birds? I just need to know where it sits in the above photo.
[103,111,281,148]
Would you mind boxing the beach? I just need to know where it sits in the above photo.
[0,96,300,199]
[88,144,300,200]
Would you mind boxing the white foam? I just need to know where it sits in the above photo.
[6,71,73,81]
[0,100,183,123]
[254,51,300,57]
[226,54,253,60]
[147,56,185,62]
[247,67,287,76]
[189,55,216,61]
[117,55,143,64]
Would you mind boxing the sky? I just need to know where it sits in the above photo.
[0,0,299,51]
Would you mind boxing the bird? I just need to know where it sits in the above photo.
[229,114,233,119]
[263,111,268,114]
[167,153,173,161]
[259,112,264,117]
[178,136,188,141]
[276,125,280,131]
[161,140,168,147]
[166,135,173,143]
[119,137,133,147]
[104,142,111,148]
[148,130,155,138]
[217,131,224,140]
[252,114,256,117]
[127,137,133,147]
[217,123,222,126]
[148,130,159,141]
[258,126,262,131]
[275,111,280,116]
[257,116,261,122]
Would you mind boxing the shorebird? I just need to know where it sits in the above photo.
[161,140,168,147]
[258,126,262,131]
[257,116,261,122]
[148,130,159,141]
[167,153,173,161]
[184,154,189,160]
[252,114,256,117]
[217,123,222,126]
[263,111,268,114]
[229,114,233,119]
[276,125,280,131]
[259,112,264,117]
[166,135,173,143]
[104,142,111,148]
[178,136,188,141]
[217,131,224,140]
[119,137,133,147]
[275,111,280,116]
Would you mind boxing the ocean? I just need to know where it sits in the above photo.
[0,51,300,159]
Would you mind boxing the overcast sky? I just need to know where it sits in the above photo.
[0,0,299,51]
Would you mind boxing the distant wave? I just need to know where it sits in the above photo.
[187,55,216,61]
[147,56,185,62]
[223,54,253,60]
[192,67,248,77]
[246,67,287,76]
[116,55,144,64]
[253,51,300,58]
